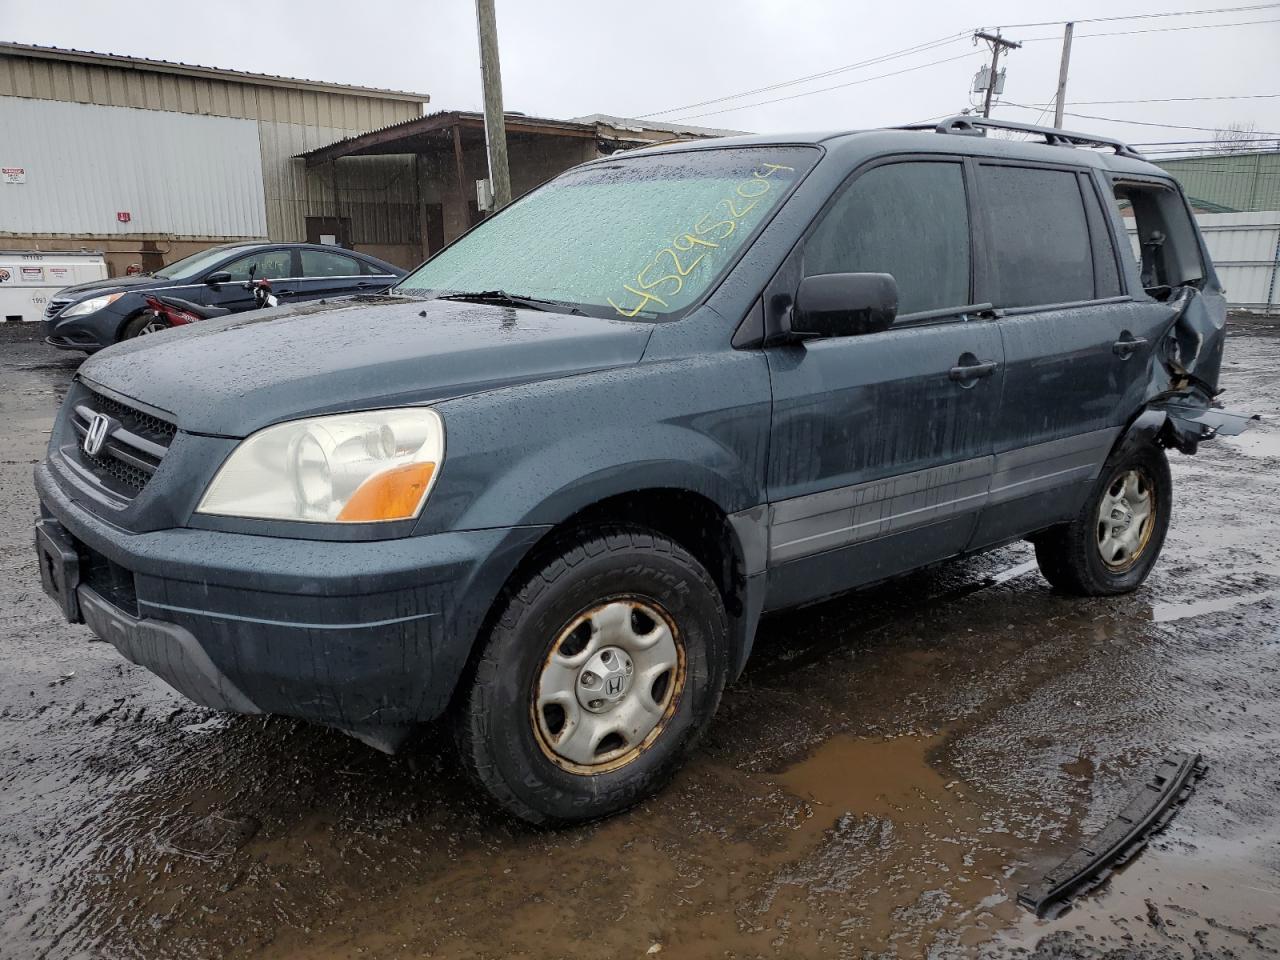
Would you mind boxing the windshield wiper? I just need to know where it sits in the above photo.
[432,289,582,315]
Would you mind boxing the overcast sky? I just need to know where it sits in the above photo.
[7,0,1280,155]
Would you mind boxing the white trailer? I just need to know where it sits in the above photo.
[0,250,107,323]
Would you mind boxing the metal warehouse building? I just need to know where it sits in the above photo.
[1156,149,1280,214]
[0,42,430,274]
[0,44,734,280]
[1151,149,1280,312]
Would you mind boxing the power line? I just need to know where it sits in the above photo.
[1025,93,1280,106]
[671,51,981,122]
[638,6,1280,126]
[636,32,969,119]
[995,1,1280,29]
[1011,16,1280,41]
[1002,101,1280,137]
[1132,138,1280,144]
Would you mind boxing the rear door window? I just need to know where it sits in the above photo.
[804,160,971,317]
[301,249,362,278]
[978,165,1093,308]
[222,249,293,281]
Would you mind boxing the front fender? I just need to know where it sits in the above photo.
[416,352,772,535]
[471,427,757,530]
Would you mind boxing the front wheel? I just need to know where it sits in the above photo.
[121,313,169,339]
[453,526,729,824]
[1034,438,1172,596]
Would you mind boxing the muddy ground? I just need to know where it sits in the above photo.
[1,318,1277,960]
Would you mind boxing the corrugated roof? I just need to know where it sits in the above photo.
[571,113,748,138]
[0,41,430,102]
[297,110,605,164]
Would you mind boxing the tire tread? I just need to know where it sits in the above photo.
[452,523,726,824]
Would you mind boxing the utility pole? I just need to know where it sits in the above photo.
[475,0,512,210]
[973,30,1021,118]
[1053,22,1075,129]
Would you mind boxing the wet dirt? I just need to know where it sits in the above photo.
[1,318,1277,959]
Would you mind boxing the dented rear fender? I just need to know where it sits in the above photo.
[1128,285,1257,455]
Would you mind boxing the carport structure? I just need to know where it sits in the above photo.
[296,110,697,261]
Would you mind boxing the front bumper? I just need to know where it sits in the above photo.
[35,461,548,749]
[45,306,124,351]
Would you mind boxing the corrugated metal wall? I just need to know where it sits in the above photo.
[0,96,267,237]
[256,122,417,245]
[1157,151,1280,213]
[1125,211,1280,311]
[0,51,420,131]
[0,50,424,257]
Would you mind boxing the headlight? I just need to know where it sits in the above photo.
[62,293,125,316]
[196,409,444,523]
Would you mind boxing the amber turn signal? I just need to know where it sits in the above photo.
[336,462,437,522]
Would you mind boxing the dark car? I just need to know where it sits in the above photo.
[43,242,404,352]
[33,117,1250,824]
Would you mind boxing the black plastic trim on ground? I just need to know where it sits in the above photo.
[1017,752,1208,919]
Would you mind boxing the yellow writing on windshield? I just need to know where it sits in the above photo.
[608,162,795,317]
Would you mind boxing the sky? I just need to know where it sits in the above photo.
[6,0,1280,156]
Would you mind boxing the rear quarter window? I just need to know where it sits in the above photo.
[978,165,1094,308]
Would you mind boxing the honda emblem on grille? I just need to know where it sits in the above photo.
[83,413,112,457]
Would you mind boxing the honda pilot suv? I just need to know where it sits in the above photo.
[34,117,1249,824]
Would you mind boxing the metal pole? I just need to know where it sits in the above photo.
[1053,22,1074,129]
[1265,224,1280,316]
[475,0,512,210]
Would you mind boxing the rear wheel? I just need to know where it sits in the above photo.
[1034,438,1172,596]
[453,526,729,824]
[122,313,169,339]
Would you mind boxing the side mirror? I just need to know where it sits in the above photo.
[789,272,898,339]
[206,271,232,286]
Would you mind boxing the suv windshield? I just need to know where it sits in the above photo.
[396,146,817,319]
[154,245,255,281]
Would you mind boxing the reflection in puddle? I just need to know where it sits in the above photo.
[1219,427,1280,459]
[746,734,1024,954]
[1152,589,1277,623]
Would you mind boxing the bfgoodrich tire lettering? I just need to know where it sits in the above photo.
[1034,436,1172,597]
[453,525,729,824]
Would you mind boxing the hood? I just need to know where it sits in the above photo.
[78,297,653,436]
[55,274,167,300]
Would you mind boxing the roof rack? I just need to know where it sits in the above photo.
[899,115,1145,160]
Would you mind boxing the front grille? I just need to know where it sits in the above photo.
[67,388,176,499]
[83,391,177,447]
[46,298,72,318]
[80,449,153,493]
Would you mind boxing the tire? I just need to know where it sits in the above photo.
[453,525,729,825]
[121,313,169,340]
[1034,437,1172,597]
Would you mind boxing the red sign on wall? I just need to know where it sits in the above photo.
[116,211,131,223]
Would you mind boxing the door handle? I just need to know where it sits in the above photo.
[356,281,376,288]
[1113,336,1147,357]
[275,289,295,297]
[949,360,999,382]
